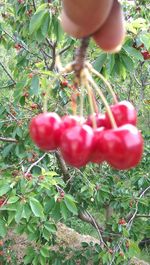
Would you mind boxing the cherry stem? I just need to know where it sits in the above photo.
[86,62,118,104]
[91,90,99,114]
[81,70,97,129]
[80,83,84,119]
[86,70,117,129]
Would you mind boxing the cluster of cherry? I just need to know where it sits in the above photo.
[29,100,143,170]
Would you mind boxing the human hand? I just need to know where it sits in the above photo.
[61,0,125,52]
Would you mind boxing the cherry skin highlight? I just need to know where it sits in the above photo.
[29,112,62,151]
[60,124,94,168]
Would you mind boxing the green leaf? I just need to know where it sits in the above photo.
[40,246,50,257]
[22,204,32,221]
[107,54,115,74]
[41,12,50,38]
[120,54,134,72]
[8,211,16,225]
[39,255,47,265]
[43,228,50,241]
[30,75,40,96]
[0,219,7,237]
[7,196,19,204]
[29,198,44,218]
[64,194,78,215]
[93,53,107,71]
[29,9,47,34]
[123,46,143,61]
[44,222,57,234]
[33,256,39,265]
[2,143,15,158]
[0,184,10,196]
[140,32,150,50]
[15,203,24,223]
[60,201,69,220]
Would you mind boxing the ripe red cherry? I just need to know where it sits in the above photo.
[90,127,105,164]
[100,124,143,170]
[85,113,108,128]
[61,80,68,87]
[105,101,137,128]
[141,51,150,60]
[29,112,62,151]
[60,125,94,168]
[62,115,85,131]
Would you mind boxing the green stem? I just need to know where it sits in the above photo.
[86,70,117,129]
[86,62,118,104]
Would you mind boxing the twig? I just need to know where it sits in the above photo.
[0,137,18,143]
[78,210,103,233]
[0,82,16,89]
[108,185,150,265]
[133,73,141,86]
[59,45,71,55]
[0,62,16,84]
[135,215,150,218]
[32,0,36,11]
[86,211,108,248]
[24,153,47,176]
[126,185,150,230]
[2,28,42,60]
[55,150,70,182]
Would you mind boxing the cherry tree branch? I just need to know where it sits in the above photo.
[0,137,18,143]
[24,153,47,176]
[126,185,150,230]
[108,185,150,265]
[0,62,16,84]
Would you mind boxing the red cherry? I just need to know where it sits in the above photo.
[60,125,94,168]
[29,112,62,151]
[61,80,68,87]
[90,127,105,163]
[105,101,137,128]
[85,113,108,128]
[28,73,34,78]
[31,103,38,110]
[62,115,85,131]
[0,199,5,207]
[118,218,126,225]
[141,51,150,60]
[100,124,143,170]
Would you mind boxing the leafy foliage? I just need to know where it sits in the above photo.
[0,0,150,264]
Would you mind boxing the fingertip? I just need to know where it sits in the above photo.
[93,0,126,52]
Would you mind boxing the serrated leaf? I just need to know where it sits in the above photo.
[39,255,47,265]
[121,54,134,72]
[7,196,19,204]
[93,53,107,71]
[29,9,47,35]
[40,246,49,257]
[44,222,57,234]
[2,143,15,158]
[15,203,24,223]
[0,184,10,196]
[123,46,143,61]
[29,198,44,218]
[60,201,69,220]
[0,219,7,237]
[140,33,150,50]
[64,194,78,215]
[30,75,40,96]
